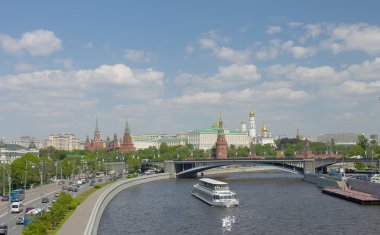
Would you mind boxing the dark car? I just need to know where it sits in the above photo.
[62,186,67,190]
[1,196,9,201]
[16,217,24,225]
[0,224,7,235]
[73,187,78,192]
[41,197,49,203]
[67,187,73,191]
[98,179,102,182]
[89,182,94,186]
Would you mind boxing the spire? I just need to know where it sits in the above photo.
[95,118,99,131]
[124,119,130,133]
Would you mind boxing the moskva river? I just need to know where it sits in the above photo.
[99,170,380,235]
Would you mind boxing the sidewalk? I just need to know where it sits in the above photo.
[57,183,113,235]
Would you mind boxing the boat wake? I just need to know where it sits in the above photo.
[222,216,236,233]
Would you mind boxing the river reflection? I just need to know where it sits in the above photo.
[99,171,380,235]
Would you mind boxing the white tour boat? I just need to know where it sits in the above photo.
[192,178,239,207]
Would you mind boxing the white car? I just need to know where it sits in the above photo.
[11,202,23,213]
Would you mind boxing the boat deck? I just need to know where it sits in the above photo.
[322,188,380,205]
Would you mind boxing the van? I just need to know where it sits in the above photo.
[11,202,23,213]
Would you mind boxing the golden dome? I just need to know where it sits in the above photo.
[249,111,255,117]
[241,120,246,124]
[262,125,268,132]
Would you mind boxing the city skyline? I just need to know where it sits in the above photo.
[1,1,380,140]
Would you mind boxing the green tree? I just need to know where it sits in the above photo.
[357,134,368,152]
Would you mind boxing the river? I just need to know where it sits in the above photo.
[98,170,380,235]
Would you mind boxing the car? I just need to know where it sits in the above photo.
[62,186,67,190]
[52,199,56,203]
[89,182,94,186]
[0,224,7,235]
[73,187,78,192]
[1,196,9,201]
[67,187,73,191]
[41,197,49,203]
[98,179,102,182]
[16,216,24,225]
[11,202,23,213]
[54,192,60,197]
[46,206,52,212]
[25,207,34,214]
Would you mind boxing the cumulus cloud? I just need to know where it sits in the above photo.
[256,40,315,60]
[13,63,42,73]
[266,26,282,34]
[156,92,222,105]
[322,23,380,55]
[0,29,62,56]
[124,49,153,63]
[198,32,251,63]
[207,64,260,88]
[175,64,260,90]
[0,64,164,103]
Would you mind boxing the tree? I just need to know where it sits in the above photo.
[357,134,368,152]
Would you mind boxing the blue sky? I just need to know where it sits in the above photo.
[1,0,380,141]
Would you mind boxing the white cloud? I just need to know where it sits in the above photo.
[256,40,315,60]
[322,23,380,54]
[213,46,251,63]
[199,38,217,49]
[266,26,282,34]
[0,64,164,99]
[305,24,322,38]
[185,45,194,54]
[288,46,316,58]
[124,49,153,63]
[346,57,380,80]
[0,29,62,56]
[198,32,251,63]
[54,58,74,69]
[339,80,380,94]
[256,40,281,60]
[157,92,222,105]
[13,63,41,73]
[207,64,261,89]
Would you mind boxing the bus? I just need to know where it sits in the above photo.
[11,189,25,202]
[23,208,43,227]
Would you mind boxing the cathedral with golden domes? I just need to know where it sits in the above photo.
[247,111,276,147]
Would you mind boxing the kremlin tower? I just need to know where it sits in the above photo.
[119,119,134,153]
[248,111,257,140]
[85,119,105,151]
[215,114,228,159]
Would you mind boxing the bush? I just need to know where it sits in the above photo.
[94,184,102,189]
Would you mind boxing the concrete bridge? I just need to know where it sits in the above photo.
[142,158,380,178]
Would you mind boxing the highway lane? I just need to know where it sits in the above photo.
[0,179,100,235]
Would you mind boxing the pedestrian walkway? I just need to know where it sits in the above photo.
[57,183,113,235]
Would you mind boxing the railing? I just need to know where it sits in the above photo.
[84,173,170,235]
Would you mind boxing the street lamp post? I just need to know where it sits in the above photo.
[24,158,28,199]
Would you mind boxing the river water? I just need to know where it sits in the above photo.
[98,170,380,235]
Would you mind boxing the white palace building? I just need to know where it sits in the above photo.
[187,112,275,150]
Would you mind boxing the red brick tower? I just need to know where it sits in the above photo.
[215,114,228,159]
[302,138,313,158]
[87,119,105,151]
[119,119,134,153]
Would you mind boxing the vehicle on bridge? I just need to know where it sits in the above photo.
[192,178,239,207]
[10,189,25,202]
[0,224,7,235]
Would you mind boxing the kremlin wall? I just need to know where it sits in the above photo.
[83,112,276,155]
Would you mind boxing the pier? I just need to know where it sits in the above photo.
[322,188,380,205]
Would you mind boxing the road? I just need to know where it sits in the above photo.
[0,179,100,235]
